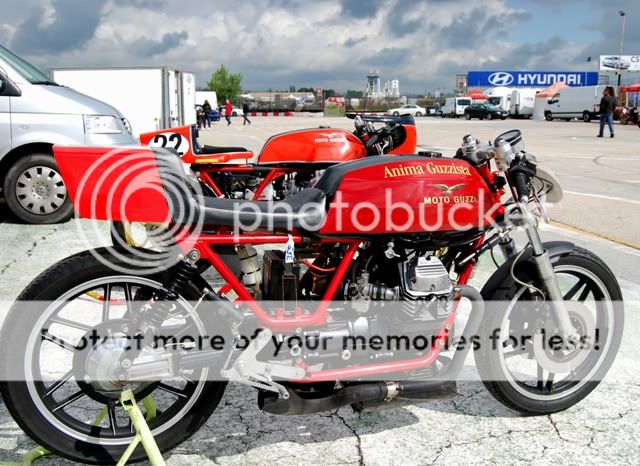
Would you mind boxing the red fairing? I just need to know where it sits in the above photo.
[53,146,170,222]
[389,124,417,154]
[257,128,367,165]
[320,158,502,235]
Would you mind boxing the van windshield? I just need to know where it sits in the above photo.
[0,45,57,85]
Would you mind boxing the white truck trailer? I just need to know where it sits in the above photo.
[542,85,606,122]
[195,91,218,109]
[50,67,197,136]
[509,88,541,118]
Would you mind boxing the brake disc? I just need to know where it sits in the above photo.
[532,301,596,373]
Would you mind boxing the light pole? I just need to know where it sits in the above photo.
[617,10,626,87]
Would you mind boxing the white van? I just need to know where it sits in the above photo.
[0,45,136,223]
[509,88,541,118]
[442,97,472,117]
[543,85,605,122]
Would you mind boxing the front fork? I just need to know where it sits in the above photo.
[500,221,577,338]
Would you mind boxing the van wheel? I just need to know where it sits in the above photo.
[583,112,592,123]
[545,112,553,121]
[3,153,74,224]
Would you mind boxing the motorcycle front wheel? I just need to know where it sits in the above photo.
[0,249,226,464]
[475,246,623,414]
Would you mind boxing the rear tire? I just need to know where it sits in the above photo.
[545,112,553,121]
[583,112,592,123]
[3,153,74,224]
[415,112,422,117]
[486,113,493,120]
[475,247,623,415]
[0,249,226,464]
[465,113,471,120]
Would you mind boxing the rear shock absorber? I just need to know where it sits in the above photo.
[134,249,201,332]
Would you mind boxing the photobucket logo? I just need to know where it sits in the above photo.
[230,187,504,234]
[488,72,514,86]
[73,147,205,274]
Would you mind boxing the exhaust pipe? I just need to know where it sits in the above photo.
[260,285,484,416]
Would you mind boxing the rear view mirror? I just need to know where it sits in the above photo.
[0,74,21,96]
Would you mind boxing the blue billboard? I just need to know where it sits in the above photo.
[467,71,599,87]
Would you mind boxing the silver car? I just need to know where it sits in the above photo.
[0,45,136,223]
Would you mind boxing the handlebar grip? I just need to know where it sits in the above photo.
[511,170,530,200]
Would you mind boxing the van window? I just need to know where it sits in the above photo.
[0,45,56,85]
[457,99,471,106]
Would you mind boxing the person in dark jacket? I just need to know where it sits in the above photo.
[598,86,618,138]
[242,100,251,125]
[202,100,212,128]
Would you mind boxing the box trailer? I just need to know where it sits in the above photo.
[195,91,218,109]
[50,67,197,136]
[508,88,541,118]
[543,85,606,122]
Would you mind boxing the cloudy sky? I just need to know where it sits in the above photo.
[1,0,638,93]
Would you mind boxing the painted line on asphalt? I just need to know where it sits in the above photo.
[563,190,640,206]
[548,221,640,252]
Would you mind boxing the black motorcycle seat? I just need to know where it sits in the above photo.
[201,145,249,154]
[200,189,327,231]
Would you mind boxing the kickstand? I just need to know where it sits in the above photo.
[12,390,164,466]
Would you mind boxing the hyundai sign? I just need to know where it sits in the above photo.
[467,71,599,87]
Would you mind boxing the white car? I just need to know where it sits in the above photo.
[602,56,631,70]
[223,106,244,117]
[388,104,426,117]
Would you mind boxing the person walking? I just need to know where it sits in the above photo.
[202,99,212,129]
[225,100,233,125]
[598,86,618,138]
[242,100,251,125]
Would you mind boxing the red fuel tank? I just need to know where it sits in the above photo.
[257,128,367,165]
[317,156,502,235]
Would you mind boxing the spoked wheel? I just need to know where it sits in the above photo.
[475,247,623,414]
[0,249,226,464]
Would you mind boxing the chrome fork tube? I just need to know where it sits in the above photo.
[524,221,577,337]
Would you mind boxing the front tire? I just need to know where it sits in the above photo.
[0,249,226,464]
[545,112,553,121]
[3,153,74,224]
[475,247,623,415]
[583,112,592,123]
[465,113,471,120]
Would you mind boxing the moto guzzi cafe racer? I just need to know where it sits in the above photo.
[0,130,623,464]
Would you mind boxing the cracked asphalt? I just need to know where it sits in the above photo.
[1,118,640,464]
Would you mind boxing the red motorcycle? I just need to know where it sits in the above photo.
[140,114,418,200]
[115,114,417,247]
[0,130,623,464]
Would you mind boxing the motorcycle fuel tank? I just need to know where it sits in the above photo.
[317,156,501,235]
[257,128,367,165]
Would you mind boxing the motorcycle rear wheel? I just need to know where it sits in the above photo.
[475,247,623,415]
[0,249,226,464]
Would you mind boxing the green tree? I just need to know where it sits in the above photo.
[345,89,364,99]
[207,65,243,102]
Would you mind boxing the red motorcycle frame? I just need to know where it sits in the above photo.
[54,145,501,382]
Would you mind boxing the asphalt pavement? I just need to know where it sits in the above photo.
[1,116,639,464]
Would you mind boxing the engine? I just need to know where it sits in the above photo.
[249,245,456,369]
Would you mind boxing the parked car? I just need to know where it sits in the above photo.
[388,104,426,117]
[464,103,508,120]
[602,56,631,70]
[0,45,136,224]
